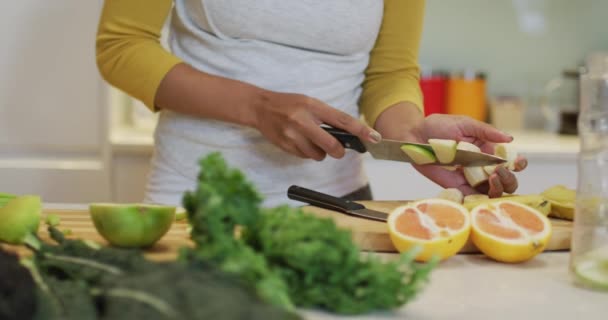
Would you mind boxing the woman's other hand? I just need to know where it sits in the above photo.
[251,91,381,161]
[375,105,528,198]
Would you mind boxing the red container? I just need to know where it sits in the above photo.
[420,72,448,116]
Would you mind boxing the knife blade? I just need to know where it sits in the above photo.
[287,185,388,222]
[321,126,506,167]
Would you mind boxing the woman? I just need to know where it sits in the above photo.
[96,0,526,207]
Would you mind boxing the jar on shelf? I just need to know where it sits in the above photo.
[446,70,487,122]
[420,70,448,116]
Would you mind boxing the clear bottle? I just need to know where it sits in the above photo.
[570,52,608,291]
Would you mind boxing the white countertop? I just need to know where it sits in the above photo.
[303,252,607,320]
[509,130,579,160]
[110,126,580,160]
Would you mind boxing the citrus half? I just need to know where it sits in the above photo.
[470,200,552,263]
[388,199,471,262]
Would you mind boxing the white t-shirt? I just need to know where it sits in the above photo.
[145,0,384,207]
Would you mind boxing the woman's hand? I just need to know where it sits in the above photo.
[375,104,527,197]
[251,90,381,161]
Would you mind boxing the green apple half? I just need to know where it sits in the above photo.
[400,144,436,165]
[90,203,176,248]
[0,195,41,244]
[428,139,457,164]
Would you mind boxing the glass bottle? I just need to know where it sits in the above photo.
[570,52,608,291]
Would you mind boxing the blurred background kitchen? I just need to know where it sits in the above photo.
[0,0,606,204]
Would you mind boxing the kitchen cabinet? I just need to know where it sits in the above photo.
[0,1,111,202]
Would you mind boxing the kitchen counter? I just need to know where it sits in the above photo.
[303,252,607,320]
[37,204,606,319]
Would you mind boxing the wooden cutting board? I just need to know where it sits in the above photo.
[1,202,573,261]
[301,201,573,253]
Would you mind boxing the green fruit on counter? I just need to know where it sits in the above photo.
[89,203,176,248]
[0,195,41,244]
[541,185,575,220]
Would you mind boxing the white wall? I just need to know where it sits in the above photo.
[0,1,111,202]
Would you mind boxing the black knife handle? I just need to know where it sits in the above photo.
[287,185,365,213]
[321,126,367,153]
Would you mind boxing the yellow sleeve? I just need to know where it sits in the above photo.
[96,0,182,110]
[359,0,426,126]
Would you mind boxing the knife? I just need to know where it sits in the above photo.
[321,126,506,167]
[287,185,388,222]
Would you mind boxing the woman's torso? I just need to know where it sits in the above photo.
[149,0,384,207]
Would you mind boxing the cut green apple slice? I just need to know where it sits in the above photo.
[400,144,436,165]
[428,139,457,164]
[463,166,489,187]
[456,141,481,152]
[495,143,518,170]
[483,164,498,175]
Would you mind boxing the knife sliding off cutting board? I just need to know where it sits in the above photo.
[321,126,506,167]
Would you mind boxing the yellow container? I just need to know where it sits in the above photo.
[446,72,487,122]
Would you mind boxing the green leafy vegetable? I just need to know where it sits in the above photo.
[22,226,299,320]
[0,250,36,320]
[182,152,436,315]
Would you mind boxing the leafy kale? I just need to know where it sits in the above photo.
[182,153,293,309]
[0,250,36,320]
[244,206,436,314]
[182,152,437,315]
[24,226,300,320]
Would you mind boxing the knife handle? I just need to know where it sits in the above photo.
[287,185,365,213]
[321,126,367,153]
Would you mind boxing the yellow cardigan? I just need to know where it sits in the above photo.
[96,0,425,126]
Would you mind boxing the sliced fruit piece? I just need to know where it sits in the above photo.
[456,142,489,187]
[400,144,436,165]
[470,200,552,263]
[456,141,481,152]
[440,165,458,171]
[388,199,471,262]
[541,185,575,220]
[464,194,490,204]
[89,203,176,248]
[483,164,498,175]
[437,188,464,204]
[428,139,457,164]
[463,166,489,187]
[495,143,518,170]
[0,195,41,244]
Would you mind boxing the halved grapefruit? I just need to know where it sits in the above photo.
[470,200,552,263]
[388,199,471,262]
